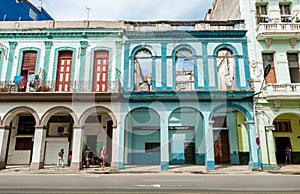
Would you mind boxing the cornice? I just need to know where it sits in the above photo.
[125,30,247,39]
[0,30,124,40]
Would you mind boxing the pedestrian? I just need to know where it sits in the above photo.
[99,147,107,168]
[84,147,93,168]
[285,146,292,164]
[57,148,64,167]
[67,151,72,167]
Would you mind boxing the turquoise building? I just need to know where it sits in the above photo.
[117,20,257,170]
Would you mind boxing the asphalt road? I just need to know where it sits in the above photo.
[0,173,300,193]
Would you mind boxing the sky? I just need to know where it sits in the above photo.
[30,0,214,21]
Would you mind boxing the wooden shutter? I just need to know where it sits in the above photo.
[55,51,72,92]
[92,51,109,92]
[21,51,37,74]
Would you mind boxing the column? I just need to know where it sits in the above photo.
[246,120,259,169]
[257,114,269,168]
[70,127,83,170]
[78,41,88,83]
[265,125,279,169]
[5,41,17,81]
[115,41,122,80]
[43,41,53,82]
[0,126,9,169]
[160,113,169,170]
[227,110,239,164]
[30,126,46,170]
[204,112,215,170]
[111,125,119,169]
[117,114,125,170]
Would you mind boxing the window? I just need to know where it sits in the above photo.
[287,53,300,83]
[19,51,37,92]
[93,50,109,92]
[134,49,152,91]
[17,115,35,135]
[145,143,160,153]
[217,49,236,90]
[175,48,194,91]
[280,3,292,22]
[256,4,268,24]
[274,120,292,132]
[15,137,33,150]
[55,51,72,92]
[212,116,227,128]
[262,53,276,84]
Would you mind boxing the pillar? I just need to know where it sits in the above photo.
[111,125,120,169]
[43,41,53,81]
[256,113,269,167]
[160,113,169,170]
[70,127,83,170]
[5,41,17,81]
[265,125,279,169]
[246,120,259,169]
[117,115,125,170]
[205,118,215,170]
[78,41,88,88]
[0,126,9,169]
[30,126,46,170]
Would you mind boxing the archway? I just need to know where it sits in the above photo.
[273,113,300,164]
[125,107,160,164]
[210,106,250,165]
[80,106,117,168]
[41,107,77,166]
[168,107,203,165]
[2,107,39,165]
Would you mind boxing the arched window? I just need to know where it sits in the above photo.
[175,48,194,91]
[134,49,152,91]
[217,49,236,90]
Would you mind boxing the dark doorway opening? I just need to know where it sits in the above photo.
[214,130,230,164]
[275,137,291,164]
[184,142,195,164]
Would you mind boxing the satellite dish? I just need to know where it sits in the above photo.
[264,64,271,78]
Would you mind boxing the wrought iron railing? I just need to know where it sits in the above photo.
[0,80,120,93]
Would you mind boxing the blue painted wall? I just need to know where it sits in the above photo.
[0,0,53,21]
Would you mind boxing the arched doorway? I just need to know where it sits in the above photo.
[81,108,115,167]
[168,107,203,165]
[273,113,300,164]
[41,107,76,166]
[210,107,249,165]
[125,108,160,164]
[2,107,39,165]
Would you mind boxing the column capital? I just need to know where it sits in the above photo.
[44,41,53,49]
[245,120,255,125]
[80,41,89,47]
[9,41,17,49]
[115,41,123,49]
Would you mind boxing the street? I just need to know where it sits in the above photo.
[0,173,300,193]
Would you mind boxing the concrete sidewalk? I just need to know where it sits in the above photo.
[1,164,300,175]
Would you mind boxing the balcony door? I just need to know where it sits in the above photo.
[92,51,109,92]
[55,51,72,92]
[262,53,276,84]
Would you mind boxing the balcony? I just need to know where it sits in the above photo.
[262,83,300,99]
[0,80,120,102]
[256,22,300,40]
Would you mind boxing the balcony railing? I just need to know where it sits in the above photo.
[263,83,300,97]
[0,80,120,93]
[256,22,300,40]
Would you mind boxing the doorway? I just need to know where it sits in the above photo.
[275,137,291,164]
[184,142,195,164]
[214,130,230,164]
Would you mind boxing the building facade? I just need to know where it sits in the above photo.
[207,0,300,169]
[0,0,53,21]
[0,19,258,171]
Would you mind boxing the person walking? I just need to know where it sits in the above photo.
[57,148,64,167]
[99,147,107,168]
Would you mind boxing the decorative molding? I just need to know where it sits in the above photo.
[115,41,122,49]
[265,38,272,49]
[290,38,297,49]
[80,41,89,47]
